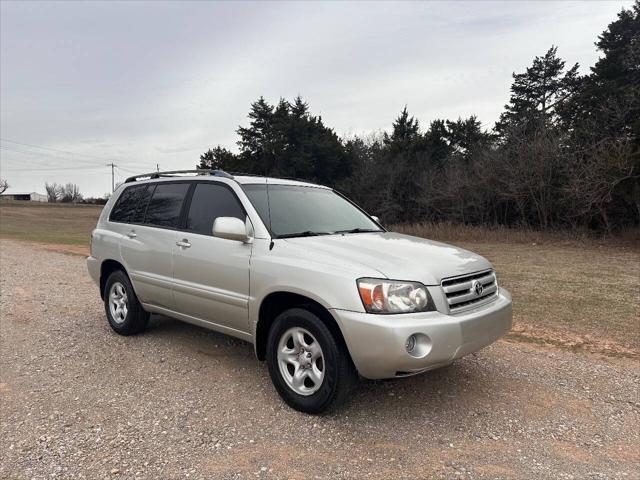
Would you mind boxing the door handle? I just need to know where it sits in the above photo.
[127,231,137,239]
[176,239,191,248]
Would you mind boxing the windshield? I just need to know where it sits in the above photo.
[242,184,382,238]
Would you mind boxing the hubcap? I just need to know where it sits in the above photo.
[108,282,128,324]
[277,327,325,396]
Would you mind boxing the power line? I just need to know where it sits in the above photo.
[1,146,155,179]
[0,145,106,167]
[1,138,158,191]
[0,139,154,170]
[0,138,121,163]
[114,165,140,174]
[2,165,109,172]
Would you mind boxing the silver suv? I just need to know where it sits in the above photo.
[87,170,512,413]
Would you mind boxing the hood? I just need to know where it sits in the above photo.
[283,232,491,285]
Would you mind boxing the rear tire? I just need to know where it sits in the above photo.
[266,308,357,413]
[103,270,149,335]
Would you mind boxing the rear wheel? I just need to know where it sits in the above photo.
[266,308,356,413]
[103,270,149,335]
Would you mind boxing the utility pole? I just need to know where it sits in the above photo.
[156,163,160,173]
[106,163,117,193]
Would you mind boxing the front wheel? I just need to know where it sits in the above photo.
[266,308,357,413]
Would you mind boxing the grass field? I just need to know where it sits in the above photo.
[1,202,638,354]
[0,201,102,245]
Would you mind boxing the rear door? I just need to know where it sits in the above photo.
[172,181,252,334]
[119,182,190,310]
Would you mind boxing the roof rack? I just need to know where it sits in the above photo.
[124,169,234,183]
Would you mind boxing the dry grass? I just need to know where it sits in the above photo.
[0,201,102,246]
[1,204,638,353]
[394,222,640,353]
[393,221,640,248]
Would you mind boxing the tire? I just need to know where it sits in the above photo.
[266,308,357,414]
[103,270,149,335]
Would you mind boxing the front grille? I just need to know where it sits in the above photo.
[441,269,498,311]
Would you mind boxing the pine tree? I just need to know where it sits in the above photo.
[445,116,493,160]
[384,107,420,148]
[232,96,350,184]
[197,146,238,171]
[496,46,580,136]
[575,1,640,142]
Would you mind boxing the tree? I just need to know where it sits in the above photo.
[197,146,239,171]
[233,96,350,184]
[570,2,639,141]
[496,46,580,136]
[190,4,638,232]
[45,182,62,202]
[567,2,640,225]
[566,136,637,232]
[445,116,494,161]
[60,183,82,203]
[376,107,429,221]
[383,107,420,148]
[0,178,8,194]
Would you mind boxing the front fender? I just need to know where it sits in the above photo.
[247,238,378,336]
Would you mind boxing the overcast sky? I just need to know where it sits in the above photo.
[0,0,634,196]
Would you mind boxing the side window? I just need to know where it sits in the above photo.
[132,185,154,224]
[144,183,190,228]
[186,183,245,235]
[110,185,146,223]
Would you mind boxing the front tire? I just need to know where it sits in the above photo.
[103,270,149,335]
[266,308,357,413]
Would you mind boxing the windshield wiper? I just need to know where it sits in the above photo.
[277,231,333,239]
[333,228,381,234]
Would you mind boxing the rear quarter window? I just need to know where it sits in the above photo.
[110,185,147,223]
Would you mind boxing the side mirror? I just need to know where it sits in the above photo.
[371,215,381,225]
[212,217,251,243]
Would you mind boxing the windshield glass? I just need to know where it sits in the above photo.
[243,184,382,238]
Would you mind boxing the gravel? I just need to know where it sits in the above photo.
[1,239,638,479]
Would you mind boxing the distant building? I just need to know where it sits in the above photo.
[0,191,48,202]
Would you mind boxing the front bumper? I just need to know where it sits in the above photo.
[331,288,512,379]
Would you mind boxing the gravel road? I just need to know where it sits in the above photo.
[1,239,638,479]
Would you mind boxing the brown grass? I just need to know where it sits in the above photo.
[394,222,640,353]
[393,221,640,248]
[0,201,102,246]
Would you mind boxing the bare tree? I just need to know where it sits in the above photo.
[566,137,637,233]
[0,178,8,194]
[45,182,62,202]
[60,183,82,203]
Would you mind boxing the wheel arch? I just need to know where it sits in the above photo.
[100,259,128,300]
[254,291,350,362]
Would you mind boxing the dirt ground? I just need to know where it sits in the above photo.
[1,239,638,479]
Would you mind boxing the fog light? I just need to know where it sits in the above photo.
[405,335,416,353]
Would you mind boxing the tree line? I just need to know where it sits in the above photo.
[44,182,108,204]
[199,4,638,232]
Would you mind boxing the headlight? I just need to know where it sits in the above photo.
[357,278,434,314]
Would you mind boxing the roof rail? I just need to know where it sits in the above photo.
[124,169,234,183]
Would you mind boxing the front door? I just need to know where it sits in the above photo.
[172,182,252,334]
